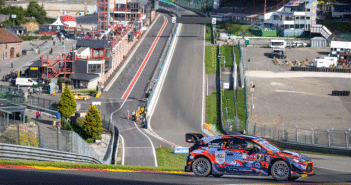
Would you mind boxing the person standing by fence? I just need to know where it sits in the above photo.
[57,122,61,133]
[52,120,56,128]
[132,110,136,121]
[127,110,130,120]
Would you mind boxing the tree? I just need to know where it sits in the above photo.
[0,0,6,10]
[82,105,103,141]
[0,5,27,25]
[58,86,76,119]
[26,0,47,24]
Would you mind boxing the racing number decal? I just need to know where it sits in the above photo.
[215,151,226,164]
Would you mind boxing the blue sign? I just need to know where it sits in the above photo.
[174,147,189,154]
[56,112,60,119]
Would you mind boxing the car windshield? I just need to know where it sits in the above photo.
[256,139,280,153]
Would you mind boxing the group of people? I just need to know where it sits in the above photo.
[52,120,61,132]
[96,83,104,93]
[28,87,42,95]
[127,106,148,128]
[35,111,42,119]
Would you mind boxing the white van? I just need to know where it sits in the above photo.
[270,40,286,48]
[314,57,338,68]
[15,78,38,86]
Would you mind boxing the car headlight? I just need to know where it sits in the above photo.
[293,157,305,163]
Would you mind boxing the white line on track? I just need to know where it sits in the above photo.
[314,166,351,173]
[124,147,153,149]
[201,24,205,132]
[120,134,125,165]
[104,14,161,92]
[133,121,158,167]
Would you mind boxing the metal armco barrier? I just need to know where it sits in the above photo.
[0,143,101,164]
[291,66,351,73]
[332,90,350,96]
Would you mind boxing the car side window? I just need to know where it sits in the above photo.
[227,138,246,149]
[208,139,225,148]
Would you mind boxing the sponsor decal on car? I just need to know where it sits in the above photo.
[215,151,226,164]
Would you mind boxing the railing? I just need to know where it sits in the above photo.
[75,55,105,61]
[114,8,142,12]
[252,123,351,149]
[0,143,101,164]
[147,23,179,108]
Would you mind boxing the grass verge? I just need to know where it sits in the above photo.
[219,45,233,68]
[206,91,225,135]
[71,90,97,94]
[205,24,212,42]
[234,45,240,65]
[236,89,246,122]
[156,147,187,170]
[205,45,218,74]
[222,90,235,122]
[0,159,182,172]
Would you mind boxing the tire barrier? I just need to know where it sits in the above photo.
[332,90,350,96]
[291,66,351,73]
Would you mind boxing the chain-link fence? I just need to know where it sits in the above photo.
[27,96,58,114]
[174,0,214,12]
[147,23,179,107]
[0,115,39,147]
[0,85,26,104]
[251,123,351,149]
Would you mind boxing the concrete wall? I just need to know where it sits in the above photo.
[6,2,96,18]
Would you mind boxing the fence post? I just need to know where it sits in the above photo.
[296,126,298,142]
[282,124,285,141]
[57,126,59,150]
[254,123,256,135]
[345,131,348,149]
[327,130,330,147]
[311,128,314,145]
[264,125,266,138]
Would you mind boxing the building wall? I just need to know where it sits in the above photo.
[73,60,88,73]
[0,42,22,61]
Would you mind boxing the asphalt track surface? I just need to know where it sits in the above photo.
[149,5,206,148]
[1,166,351,184]
[98,13,175,166]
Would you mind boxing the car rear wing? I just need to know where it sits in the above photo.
[185,133,204,143]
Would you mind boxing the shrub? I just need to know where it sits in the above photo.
[76,117,85,128]
[82,105,103,141]
[0,130,38,147]
[16,54,20,57]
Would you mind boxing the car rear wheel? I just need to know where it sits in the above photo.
[84,97,87,101]
[271,161,290,181]
[192,157,211,177]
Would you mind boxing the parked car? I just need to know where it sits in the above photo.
[292,41,307,47]
[73,93,90,101]
[22,50,27,55]
[15,78,38,86]
[184,133,315,181]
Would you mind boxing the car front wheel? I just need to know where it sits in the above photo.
[84,97,87,101]
[192,157,211,177]
[271,161,290,181]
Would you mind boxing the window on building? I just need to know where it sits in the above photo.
[284,25,289,29]
[296,16,300,20]
[301,16,305,20]
[295,24,299,29]
[307,8,310,12]
[88,64,101,73]
[306,16,310,20]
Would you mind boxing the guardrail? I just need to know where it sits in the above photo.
[147,23,179,109]
[291,66,351,73]
[0,143,101,164]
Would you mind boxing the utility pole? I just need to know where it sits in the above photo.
[11,14,16,27]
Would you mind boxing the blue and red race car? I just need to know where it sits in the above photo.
[184,133,315,181]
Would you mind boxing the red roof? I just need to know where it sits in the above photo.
[61,15,76,22]
[0,28,23,43]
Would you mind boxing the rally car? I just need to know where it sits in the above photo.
[73,93,90,101]
[184,133,315,181]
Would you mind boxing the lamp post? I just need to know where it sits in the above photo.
[250,84,255,117]
[11,14,16,27]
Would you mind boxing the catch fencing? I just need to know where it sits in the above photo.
[0,85,26,104]
[147,23,179,107]
[0,115,102,163]
[27,96,58,114]
[251,123,351,149]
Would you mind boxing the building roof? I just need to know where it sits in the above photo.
[0,28,23,43]
[70,73,100,81]
[76,39,110,48]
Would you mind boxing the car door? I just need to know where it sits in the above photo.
[240,140,269,175]
[222,137,255,175]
